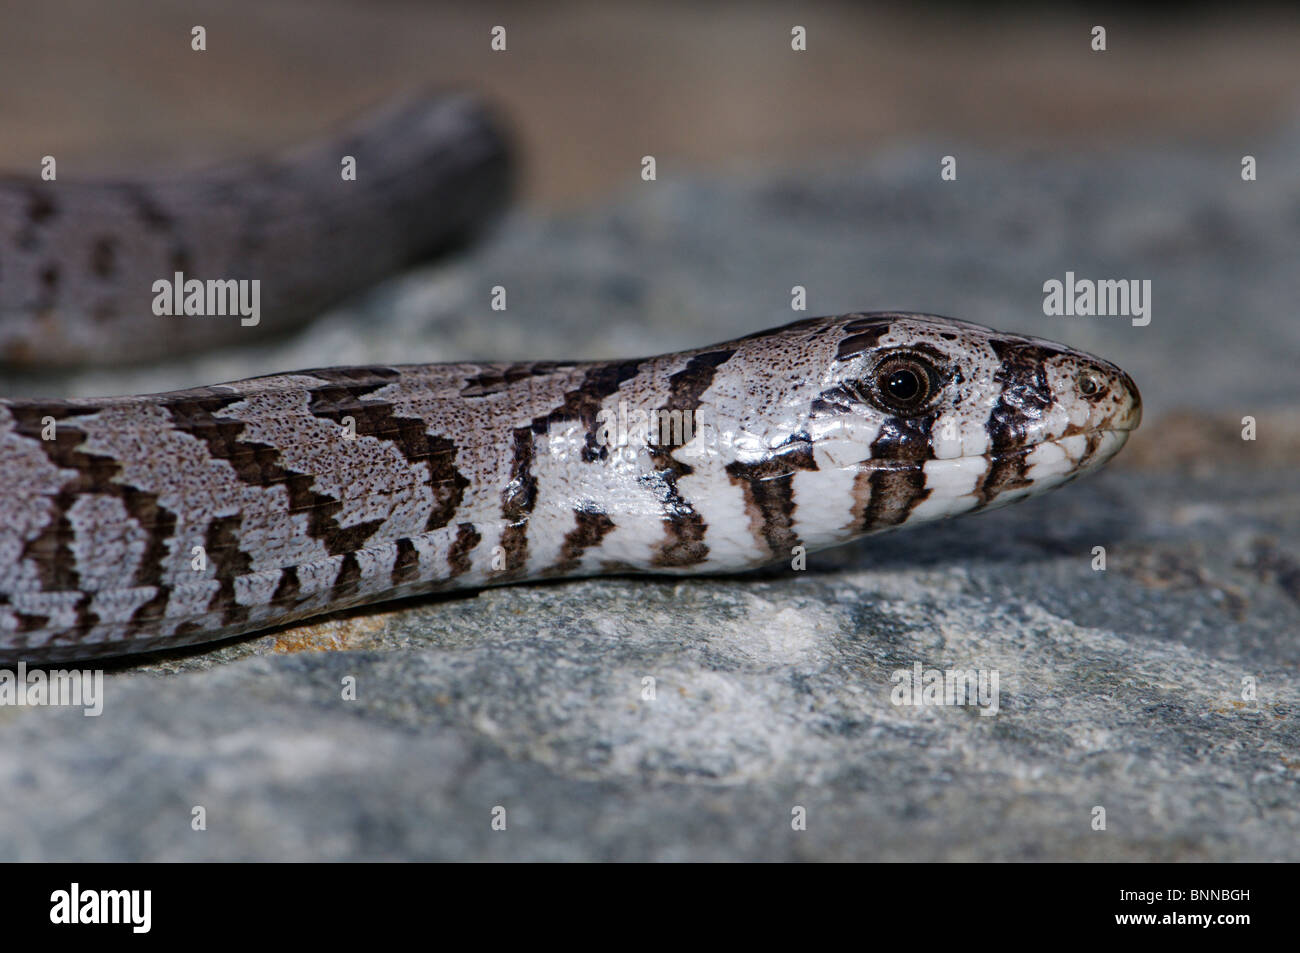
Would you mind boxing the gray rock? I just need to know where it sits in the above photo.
[2,131,1298,861]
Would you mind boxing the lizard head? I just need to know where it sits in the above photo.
[825,311,1140,523]
[688,312,1141,551]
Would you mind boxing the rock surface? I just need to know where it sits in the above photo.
[2,133,1298,861]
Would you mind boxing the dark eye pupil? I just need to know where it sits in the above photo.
[865,353,937,415]
[886,369,920,401]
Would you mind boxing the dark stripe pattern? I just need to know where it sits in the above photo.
[0,313,1140,661]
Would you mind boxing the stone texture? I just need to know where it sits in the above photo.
[2,131,1298,861]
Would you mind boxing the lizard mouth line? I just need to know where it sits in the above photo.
[979,426,1133,471]
[842,427,1134,475]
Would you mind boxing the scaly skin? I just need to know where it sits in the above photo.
[0,312,1140,662]
[0,92,512,366]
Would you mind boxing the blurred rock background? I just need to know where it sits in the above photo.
[4,1,1300,206]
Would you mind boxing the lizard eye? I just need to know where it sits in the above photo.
[1076,369,1106,400]
[885,365,923,403]
[861,352,942,416]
